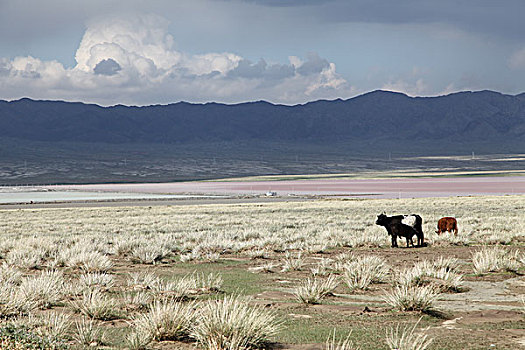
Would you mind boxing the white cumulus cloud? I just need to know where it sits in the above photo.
[0,14,353,105]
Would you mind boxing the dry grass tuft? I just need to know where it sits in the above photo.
[385,318,433,350]
[326,329,359,350]
[70,288,120,320]
[383,285,439,312]
[294,275,339,304]
[132,299,197,341]
[340,256,389,291]
[73,318,104,347]
[191,295,282,350]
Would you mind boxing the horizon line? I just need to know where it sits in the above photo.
[2,88,523,109]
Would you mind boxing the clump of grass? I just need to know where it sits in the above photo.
[472,247,521,274]
[121,291,152,312]
[429,268,464,292]
[125,329,152,350]
[127,271,159,290]
[132,299,197,341]
[311,258,334,277]
[70,288,120,320]
[396,260,464,293]
[326,329,359,350]
[385,317,433,350]
[78,272,115,291]
[5,248,44,270]
[431,256,460,272]
[340,255,389,291]
[294,275,339,305]
[18,270,66,309]
[383,285,439,312]
[281,252,304,272]
[150,276,195,301]
[80,252,114,272]
[111,238,140,257]
[64,249,113,272]
[0,264,22,285]
[30,312,71,344]
[433,233,471,246]
[345,230,384,248]
[73,318,104,347]
[191,295,282,350]
[130,245,170,264]
[0,285,37,318]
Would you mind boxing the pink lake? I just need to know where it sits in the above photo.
[54,176,525,199]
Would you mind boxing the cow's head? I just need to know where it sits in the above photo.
[375,213,387,225]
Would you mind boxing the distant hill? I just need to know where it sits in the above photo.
[1,90,525,184]
[1,90,525,147]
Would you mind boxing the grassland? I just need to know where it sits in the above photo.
[0,195,523,349]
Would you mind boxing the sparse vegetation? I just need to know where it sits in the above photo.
[0,195,523,348]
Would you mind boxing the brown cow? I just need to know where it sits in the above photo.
[436,217,458,235]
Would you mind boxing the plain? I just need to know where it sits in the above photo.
[0,195,523,349]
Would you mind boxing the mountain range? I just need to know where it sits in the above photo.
[1,89,525,184]
[2,89,525,148]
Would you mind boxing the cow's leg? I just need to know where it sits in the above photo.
[391,234,398,248]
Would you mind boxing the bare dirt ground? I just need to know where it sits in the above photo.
[233,245,525,349]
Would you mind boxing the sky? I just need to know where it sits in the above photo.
[1,0,524,106]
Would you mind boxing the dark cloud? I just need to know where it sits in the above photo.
[94,58,122,76]
[244,0,525,40]
[228,58,294,80]
[296,53,329,76]
[265,62,295,80]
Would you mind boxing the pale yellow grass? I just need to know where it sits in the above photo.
[0,196,524,259]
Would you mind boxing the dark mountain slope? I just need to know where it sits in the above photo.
[1,90,525,148]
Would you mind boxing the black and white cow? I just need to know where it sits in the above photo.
[375,213,424,248]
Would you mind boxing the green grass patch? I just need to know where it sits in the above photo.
[164,259,271,296]
[276,309,435,349]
